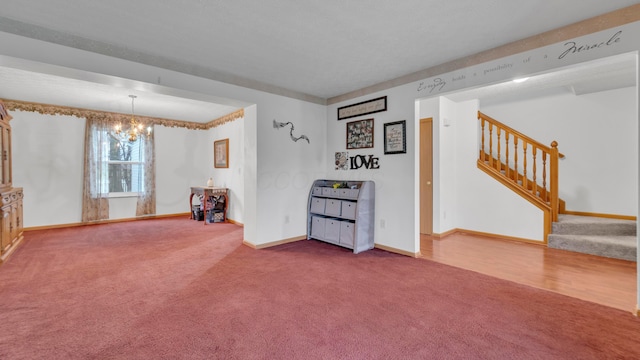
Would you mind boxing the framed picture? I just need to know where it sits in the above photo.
[346,118,374,150]
[338,96,387,120]
[384,120,406,154]
[214,139,229,168]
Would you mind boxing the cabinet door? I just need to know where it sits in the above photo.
[16,198,23,237]
[2,125,10,187]
[10,203,18,243]
[0,123,3,186]
[1,206,10,252]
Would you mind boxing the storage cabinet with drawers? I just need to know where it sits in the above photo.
[306,180,374,253]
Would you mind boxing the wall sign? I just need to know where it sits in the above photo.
[415,27,629,98]
[337,96,387,120]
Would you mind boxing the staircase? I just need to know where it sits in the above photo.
[476,111,637,262]
[548,215,637,262]
[476,111,562,239]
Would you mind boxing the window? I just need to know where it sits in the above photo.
[102,133,146,195]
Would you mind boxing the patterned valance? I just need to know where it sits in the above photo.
[1,98,243,130]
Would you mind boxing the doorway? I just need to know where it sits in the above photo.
[420,118,433,235]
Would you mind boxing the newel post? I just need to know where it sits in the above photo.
[549,141,560,222]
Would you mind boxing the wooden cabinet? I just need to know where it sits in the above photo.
[307,180,375,254]
[0,100,24,264]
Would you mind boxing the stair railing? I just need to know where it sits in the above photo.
[477,111,563,238]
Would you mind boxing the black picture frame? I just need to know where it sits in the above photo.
[346,118,374,150]
[383,120,406,154]
[337,96,387,120]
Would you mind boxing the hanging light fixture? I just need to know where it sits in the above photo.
[115,95,150,142]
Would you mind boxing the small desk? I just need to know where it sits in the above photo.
[189,187,229,225]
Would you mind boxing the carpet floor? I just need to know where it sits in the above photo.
[0,217,639,359]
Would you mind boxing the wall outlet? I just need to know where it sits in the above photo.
[380,219,385,229]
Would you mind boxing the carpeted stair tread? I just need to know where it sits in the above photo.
[548,214,637,261]
[551,214,636,236]
[548,234,636,261]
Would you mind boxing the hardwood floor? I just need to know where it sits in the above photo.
[420,232,637,313]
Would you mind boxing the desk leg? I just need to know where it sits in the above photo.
[203,195,210,225]
[189,193,195,220]
[222,194,228,222]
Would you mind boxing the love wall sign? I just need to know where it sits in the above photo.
[350,154,380,169]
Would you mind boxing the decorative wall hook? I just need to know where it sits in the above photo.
[273,119,310,143]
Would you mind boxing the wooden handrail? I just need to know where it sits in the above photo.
[477,111,563,240]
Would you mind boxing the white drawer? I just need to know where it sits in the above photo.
[338,188,350,198]
[324,219,341,243]
[349,189,360,199]
[312,187,323,196]
[340,201,357,220]
[340,221,355,247]
[339,188,359,199]
[324,199,342,216]
[310,216,326,239]
[309,197,326,214]
[321,187,332,196]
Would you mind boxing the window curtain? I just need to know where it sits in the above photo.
[81,116,110,222]
[136,125,156,216]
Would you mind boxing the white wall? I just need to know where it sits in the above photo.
[255,95,327,243]
[326,88,418,253]
[12,111,218,227]
[482,86,637,216]
[208,115,244,224]
[437,97,459,232]
[417,97,544,241]
[155,125,210,217]
[453,99,544,240]
[12,111,84,227]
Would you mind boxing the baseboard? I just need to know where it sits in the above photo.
[226,218,243,226]
[24,212,193,232]
[433,228,545,245]
[374,243,420,258]
[432,228,457,238]
[562,210,636,221]
[243,235,306,250]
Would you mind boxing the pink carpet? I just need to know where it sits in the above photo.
[0,217,639,359]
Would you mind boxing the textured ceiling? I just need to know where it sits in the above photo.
[0,1,638,120]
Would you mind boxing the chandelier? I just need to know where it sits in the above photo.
[114,95,150,142]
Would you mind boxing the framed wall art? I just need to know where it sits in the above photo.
[214,138,229,168]
[383,120,406,154]
[346,118,374,150]
[337,96,387,120]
